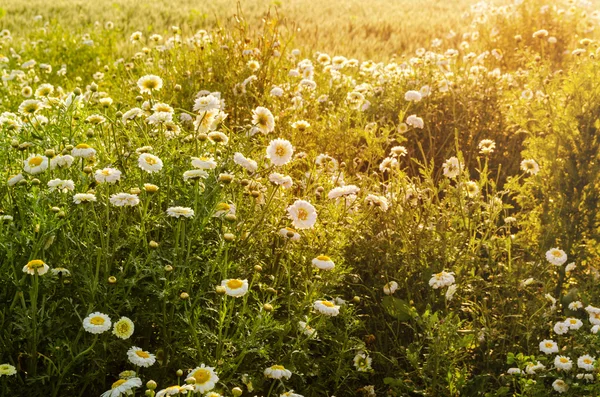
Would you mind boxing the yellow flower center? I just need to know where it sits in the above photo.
[227,279,243,289]
[271,365,285,370]
[144,80,158,89]
[559,357,568,363]
[101,169,111,175]
[275,145,286,157]
[192,368,211,383]
[585,359,592,364]
[27,259,45,269]
[258,114,269,125]
[135,350,150,358]
[297,208,308,221]
[90,316,105,325]
[545,342,553,348]
[116,322,130,334]
[76,144,90,149]
[112,379,127,389]
[28,156,43,166]
[316,255,330,261]
[145,156,157,165]
[321,300,334,307]
[569,319,576,324]
[552,251,562,257]
[216,203,230,211]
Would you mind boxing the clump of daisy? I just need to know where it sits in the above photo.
[112,317,135,340]
[155,385,194,396]
[127,346,156,367]
[83,312,112,334]
[23,259,49,276]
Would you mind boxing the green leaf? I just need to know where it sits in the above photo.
[381,296,412,321]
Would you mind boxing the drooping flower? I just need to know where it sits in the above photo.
[312,255,335,270]
[23,259,49,276]
[264,365,292,380]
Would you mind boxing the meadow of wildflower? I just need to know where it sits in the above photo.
[2,0,600,396]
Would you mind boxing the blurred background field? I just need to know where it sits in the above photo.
[0,0,501,59]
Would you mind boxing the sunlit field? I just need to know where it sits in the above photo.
[2,0,600,396]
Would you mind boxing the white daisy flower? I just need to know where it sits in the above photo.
[312,255,335,270]
[191,156,217,170]
[110,193,140,207]
[83,312,112,334]
[252,106,275,134]
[101,377,142,397]
[269,172,293,189]
[221,279,249,297]
[313,300,340,316]
[7,173,24,187]
[577,355,595,371]
[546,248,567,266]
[138,153,163,173]
[353,351,372,372]
[95,168,122,184]
[233,152,258,173]
[287,200,317,229]
[443,157,462,178]
[71,144,96,158]
[266,138,294,166]
[166,207,195,218]
[429,271,455,289]
[127,346,156,367]
[554,355,573,371]
[50,154,74,169]
[137,75,163,94]
[539,340,559,355]
[47,179,75,193]
[23,154,49,174]
[23,259,49,276]
[73,193,97,204]
[383,281,398,295]
[156,385,194,397]
[112,317,135,339]
[552,379,568,393]
[264,365,292,380]
[186,364,219,393]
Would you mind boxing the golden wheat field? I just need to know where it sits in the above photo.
[2,0,600,396]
